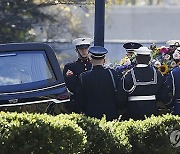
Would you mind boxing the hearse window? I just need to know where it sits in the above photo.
[0,51,56,86]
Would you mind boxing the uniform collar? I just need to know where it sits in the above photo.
[136,64,148,67]
[93,65,103,69]
[77,58,90,63]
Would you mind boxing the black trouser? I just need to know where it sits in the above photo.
[62,95,80,113]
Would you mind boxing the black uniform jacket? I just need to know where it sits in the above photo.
[165,66,180,114]
[76,65,123,121]
[63,58,92,94]
[123,65,167,120]
[62,58,92,113]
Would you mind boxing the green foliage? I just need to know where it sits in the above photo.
[56,113,121,154]
[106,0,123,5]
[1,112,180,154]
[0,112,86,154]
[107,114,179,154]
[0,0,92,43]
[0,0,54,43]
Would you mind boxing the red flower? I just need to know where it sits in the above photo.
[159,47,169,54]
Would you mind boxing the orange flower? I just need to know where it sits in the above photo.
[158,64,169,75]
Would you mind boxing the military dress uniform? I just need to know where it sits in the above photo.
[63,58,92,95]
[166,40,180,48]
[116,42,142,75]
[122,47,166,120]
[76,46,123,121]
[165,65,180,114]
[62,38,93,113]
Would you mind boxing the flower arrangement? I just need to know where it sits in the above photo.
[150,44,180,75]
[104,51,137,74]
[104,54,137,74]
[104,42,180,75]
[117,55,136,73]
[104,57,132,74]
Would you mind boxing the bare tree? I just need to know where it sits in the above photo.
[0,0,93,43]
[148,0,153,5]
[124,0,137,5]
[35,4,89,41]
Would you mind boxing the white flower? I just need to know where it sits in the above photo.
[164,54,171,60]
[173,51,180,60]
[171,61,177,68]
[154,61,161,68]
[123,58,131,66]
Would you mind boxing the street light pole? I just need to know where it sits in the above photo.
[94,0,105,47]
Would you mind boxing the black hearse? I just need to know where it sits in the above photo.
[0,42,69,114]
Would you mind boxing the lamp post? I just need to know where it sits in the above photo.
[94,0,105,47]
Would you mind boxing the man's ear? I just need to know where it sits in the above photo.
[75,48,78,53]
[103,58,105,64]
[90,58,93,63]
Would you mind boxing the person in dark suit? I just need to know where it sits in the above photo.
[63,38,93,113]
[164,47,180,115]
[76,46,124,121]
[122,47,168,120]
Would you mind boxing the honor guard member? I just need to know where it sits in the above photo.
[76,46,123,121]
[123,42,143,59]
[122,47,167,120]
[166,40,180,52]
[63,37,93,113]
[165,47,180,114]
[116,42,142,74]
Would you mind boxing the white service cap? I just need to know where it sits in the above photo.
[166,40,180,46]
[72,38,93,46]
[134,47,152,55]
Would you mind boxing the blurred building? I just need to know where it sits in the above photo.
[82,5,180,41]
[36,5,180,42]
[40,5,180,66]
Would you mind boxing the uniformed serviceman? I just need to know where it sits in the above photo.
[122,47,168,120]
[76,46,124,121]
[123,42,143,59]
[63,37,93,113]
[166,40,180,52]
[116,42,142,74]
[164,47,180,114]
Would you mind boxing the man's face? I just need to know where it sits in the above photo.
[169,45,178,52]
[126,51,134,58]
[77,47,89,58]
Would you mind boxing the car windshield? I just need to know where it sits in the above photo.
[0,51,56,86]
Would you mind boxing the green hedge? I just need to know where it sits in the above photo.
[56,114,122,154]
[106,115,179,154]
[0,112,180,154]
[0,112,86,154]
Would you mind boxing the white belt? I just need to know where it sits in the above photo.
[176,99,180,103]
[128,95,156,101]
